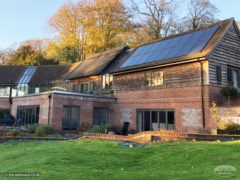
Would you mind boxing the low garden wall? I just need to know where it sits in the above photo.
[83,130,240,144]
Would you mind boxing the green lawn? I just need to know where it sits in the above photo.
[0,140,239,180]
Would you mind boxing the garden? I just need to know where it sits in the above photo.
[0,139,239,179]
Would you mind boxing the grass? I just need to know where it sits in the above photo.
[0,140,240,180]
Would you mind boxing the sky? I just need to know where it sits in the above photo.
[0,0,239,49]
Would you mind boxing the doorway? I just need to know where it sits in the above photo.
[62,106,80,130]
[137,110,175,132]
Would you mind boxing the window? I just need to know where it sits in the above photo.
[216,65,222,84]
[102,74,113,90]
[62,106,80,130]
[17,105,40,125]
[73,81,98,94]
[145,71,164,87]
[93,108,108,125]
[227,67,240,88]
[137,110,175,132]
[84,83,89,92]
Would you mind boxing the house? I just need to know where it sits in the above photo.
[111,18,240,133]
[0,18,240,133]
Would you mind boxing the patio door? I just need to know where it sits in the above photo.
[62,106,80,130]
[137,110,175,132]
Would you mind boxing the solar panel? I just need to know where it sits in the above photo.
[121,25,219,68]
[18,67,37,84]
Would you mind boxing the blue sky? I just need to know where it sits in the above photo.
[0,0,239,49]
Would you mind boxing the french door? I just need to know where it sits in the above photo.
[137,110,175,132]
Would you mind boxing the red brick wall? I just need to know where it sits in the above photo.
[11,93,116,131]
[50,93,116,130]
[11,94,49,125]
[0,97,10,109]
[112,86,213,133]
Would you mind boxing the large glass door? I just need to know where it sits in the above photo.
[62,106,80,130]
[137,110,175,132]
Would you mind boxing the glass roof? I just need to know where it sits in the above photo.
[121,25,220,68]
[17,67,37,84]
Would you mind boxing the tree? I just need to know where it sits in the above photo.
[129,0,178,41]
[85,0,130,53]
[49,0,85,61]
[183,0,219,30]
[0,49,12,64]
[48,0,131,62]
[7,45,58,66]
[57,45,81,65]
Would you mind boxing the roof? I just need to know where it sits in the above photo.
[0,66,26,85]
[66,46,129,80]
[113,18,235,74]
[28,65,68,85]
[0,65,69,86]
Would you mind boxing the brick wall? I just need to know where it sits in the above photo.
[11,92,116,131]
[50,93,116,130]
[112,86,212,133]
[0,97,10,109]
[11,94,49,124]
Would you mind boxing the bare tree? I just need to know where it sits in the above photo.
[129,0,178,41]
[0,49,12,64]
[184,0,219,30]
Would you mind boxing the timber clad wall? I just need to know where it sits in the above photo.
[113,62,208,92]
[208,23,240,86]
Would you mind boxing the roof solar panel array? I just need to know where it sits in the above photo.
[121,25,219,68]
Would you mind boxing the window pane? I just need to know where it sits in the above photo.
[93,108,108,126]
[167,111,175,130]
[137,111,143,132]
[152,111,159,130]
[216,65,222,83]
[16,105,40,126]
[159,111,166,129]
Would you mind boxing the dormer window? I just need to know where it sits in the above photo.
[102,74,113,90]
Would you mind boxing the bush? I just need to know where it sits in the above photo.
[80,122,92,131]
[226,122,240,131]
[28,124,39,133]
[0,109,10,118]
[35,125,55,137]
[91,124,109,133]
[8,129,20,137]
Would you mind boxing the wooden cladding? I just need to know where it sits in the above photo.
[113,62,205,92]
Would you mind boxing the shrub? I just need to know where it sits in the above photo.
[0,109,10,118]
[91,124,109,133]
[226,122,240,131]
[8,129,20,137]
[28,124,39,133]
[80,122,92,131]
[35,125,55,137]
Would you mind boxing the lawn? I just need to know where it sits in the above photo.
[0,140,239,180]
